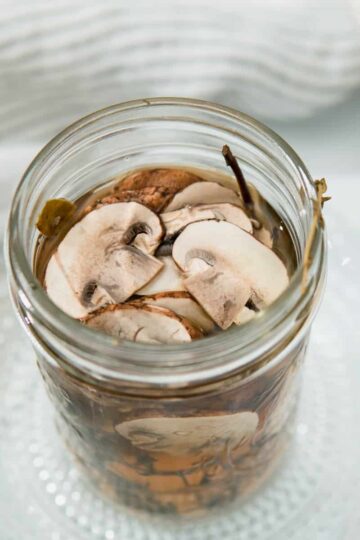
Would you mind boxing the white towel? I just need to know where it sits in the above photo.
[0,0,359,142]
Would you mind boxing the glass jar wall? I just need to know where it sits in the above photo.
[6,99,326,514]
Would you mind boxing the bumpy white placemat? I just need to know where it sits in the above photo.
[0,208,359,540]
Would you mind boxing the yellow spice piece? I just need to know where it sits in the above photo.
[36,198,76,237]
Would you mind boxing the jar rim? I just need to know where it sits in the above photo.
[5,98,326,387]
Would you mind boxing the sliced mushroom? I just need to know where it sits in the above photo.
[83,303,203,343]
[233,306,256,326]
[115,411,259,454]
[109,168,200,212]
[45,255,89,318]
[45,202,164,318]
[134,291,215,333]
[183,267,251,331]
[161,203,252,240]
[136,256,185,295]
[173,221,289,329]
[164,181,243,212]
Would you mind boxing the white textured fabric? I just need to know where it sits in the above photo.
[1,0,360,142]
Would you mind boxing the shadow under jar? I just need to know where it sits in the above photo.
[6,98,326,515]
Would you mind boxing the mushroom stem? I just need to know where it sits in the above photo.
[222,145,254,217]
[301,178,329,293]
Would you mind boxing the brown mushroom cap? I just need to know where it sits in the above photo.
[45,202,164,318]
[173,220,289,329]
[83,303,203,343]
[161,202,252,240]
[164,181,243,212]
[110,168,200,212]
[133,291,215,333]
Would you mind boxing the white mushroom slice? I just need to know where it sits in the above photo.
[173,221,289,329]
[134,292,215,333]
[184,267,251,330]
[137,256,184,295]
[115,411,259,455]
[83,304,202,343]
[164,181,243,211]
[233,306,256,326]
[45,202,164,318]
[45,255,89,318]
[161,203,252,240]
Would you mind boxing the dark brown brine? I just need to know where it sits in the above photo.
[34,166,297,336]
[32,166,301,514]
[39,340,305,514]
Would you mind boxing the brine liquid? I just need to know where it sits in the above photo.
[34,166,297,309]
[39,339,305,514]
[34,166,300,514]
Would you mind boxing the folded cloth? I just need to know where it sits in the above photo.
[0,0,359,142]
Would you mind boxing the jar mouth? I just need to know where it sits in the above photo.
[6,98,326,386]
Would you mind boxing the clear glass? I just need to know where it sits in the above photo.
[5,98,326,515]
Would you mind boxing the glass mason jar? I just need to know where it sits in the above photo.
[6,98,326,515]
